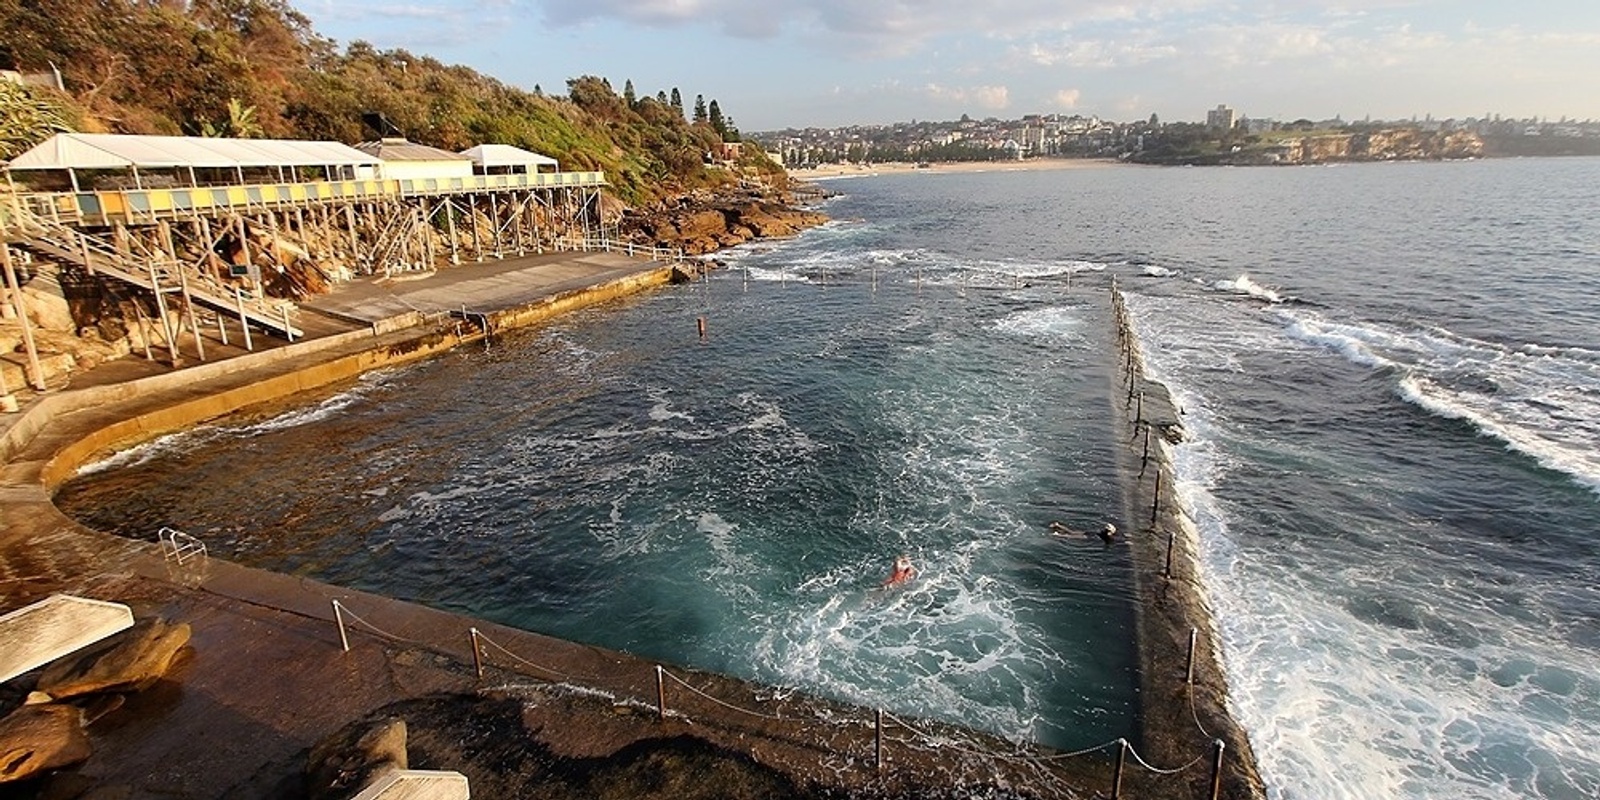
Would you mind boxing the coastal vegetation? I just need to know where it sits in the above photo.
[0,0,783,205]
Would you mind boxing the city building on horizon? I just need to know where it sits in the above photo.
[1207,104,1238,131]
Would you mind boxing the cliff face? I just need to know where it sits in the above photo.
[1257,129,1484,165]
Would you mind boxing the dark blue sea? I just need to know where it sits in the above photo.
[58,158,1600,798]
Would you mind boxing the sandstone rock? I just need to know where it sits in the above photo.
[0,704,90,784]
[36,618,192,700]
[305,717,408,800]
[24,283,75,332]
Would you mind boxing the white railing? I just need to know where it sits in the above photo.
[157,526,207,565]
[555,235,685,264]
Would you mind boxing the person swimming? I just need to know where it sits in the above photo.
[1050,521,1119,544]
[883,554,916,586]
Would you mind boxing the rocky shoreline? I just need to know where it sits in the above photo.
[617,185,830,256]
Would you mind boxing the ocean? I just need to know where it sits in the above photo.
[57,157,1600,798]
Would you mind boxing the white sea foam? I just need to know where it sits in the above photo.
[695,511,760,598]
[1214,274,1287,303]
[1398,375,1600,495]
[1127,289,1600,799]
[992,306,1086,344]
[725,391,822,454]
[1142,265,1177,278]
[74,368,402,475]
[743,264,809,282]
[1283,315,1399,369]
[746,545,1062,744]
[240,367,402,435]
[73,430,208,475]
[1286,310,1600,496]
[646,387,695,424]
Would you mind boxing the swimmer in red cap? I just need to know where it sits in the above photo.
[883,554,916,587]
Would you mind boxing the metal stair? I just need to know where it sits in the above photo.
[10,209,302,339]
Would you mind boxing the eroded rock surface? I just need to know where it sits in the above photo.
[0,703,90,784]
[36,618,191,700]
[621,190,828,255]
[305,717,408,800]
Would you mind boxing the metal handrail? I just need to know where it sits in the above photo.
[157,526,206,565]
[556,235,685,264]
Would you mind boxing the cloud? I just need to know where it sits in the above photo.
[1020,35,1180,69]
[534,0,1228,50]
[367,4,457,19]
[922,83,1011,110]
[1053,88,1083,109]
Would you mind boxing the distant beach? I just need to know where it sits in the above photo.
[791,158,1131,181]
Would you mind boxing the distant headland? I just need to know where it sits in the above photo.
[753,107,1600,168]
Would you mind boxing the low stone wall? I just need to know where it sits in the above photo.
[1109,281,1266,799]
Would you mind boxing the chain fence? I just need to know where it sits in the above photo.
[326,593,1234,799]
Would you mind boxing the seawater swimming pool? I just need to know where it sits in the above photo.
[59,224,1139,752]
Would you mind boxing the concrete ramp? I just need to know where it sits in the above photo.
[352,770,470,800]
[0,594,135,683]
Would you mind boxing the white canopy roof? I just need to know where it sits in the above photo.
[6,133,380,171]
[460,143,559,169]
[0,594,134,684]
[352,770,471,800]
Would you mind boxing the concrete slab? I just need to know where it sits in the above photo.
[305,252,668,325]
[0,593,134,683]
[352,770,470,800]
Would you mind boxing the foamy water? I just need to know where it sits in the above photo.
[1126,278,1600,798]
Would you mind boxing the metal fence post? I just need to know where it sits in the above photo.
[656,665,667,720]
[1186,628,1199,685]
[1151,470,1163,524]
[469,628,483,679]
[1112,737,1128,799]
[875,708,884,771]
[1164,532,1176,580]
[1210,739,1227,800]
[332,600,349,653]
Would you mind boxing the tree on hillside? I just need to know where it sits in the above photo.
[0,81,72,160]
[708,99,724,137]
[693,95,707,124]
[567,74,626,119]
[622,79,635,107]
[199,97,262,137]
[0,0,782,205]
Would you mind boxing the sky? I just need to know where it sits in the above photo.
[301,1,1600,131]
